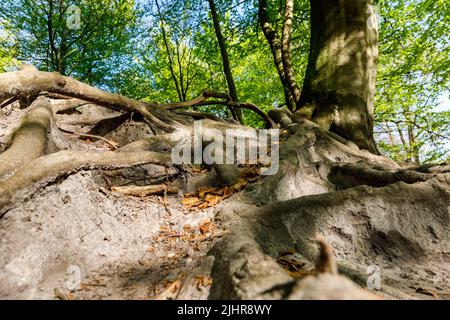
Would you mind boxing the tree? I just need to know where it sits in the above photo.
[297,0,379,153]
[0,24,18,72]
[258,0,294,110]
[281,0,302,108]
[0,0,449,300]
[258,0,309,111]
[0,0,140,86]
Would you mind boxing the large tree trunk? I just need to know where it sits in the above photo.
[0,69,449,300]
[0,0,448,299]
[299,0,379,154]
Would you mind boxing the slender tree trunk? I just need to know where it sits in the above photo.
[299,0,379,154]
[207,0,242,123]
[258,0,294,111]
[281,0,301,108]
[175,42,186,101]
[155,0,183,101]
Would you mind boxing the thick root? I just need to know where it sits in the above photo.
[0,97,52,178]
[0,68,180,132]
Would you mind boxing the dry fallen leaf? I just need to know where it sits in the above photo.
[239,166,260,180]
[198,187,216,198]
[191,166,208,174]
[181,197,201,207]
[180,168,262,208]
[222,186,233,198]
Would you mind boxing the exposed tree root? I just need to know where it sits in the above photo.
[0,66,155,113]
[315,235,337,274]
[85,113,131,138]
[203,118,449,300]
[416,163,450,174]
[0,97,18,109]
[52,98,89,114]
[0,68,276,133]
[208,173,450,299]
[0,67,183,133]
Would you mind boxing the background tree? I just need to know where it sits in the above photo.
[207,0,242,122]
[374,0,450,163]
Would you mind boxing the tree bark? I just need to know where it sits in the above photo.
[207,0,243,123]
[258,0,294,111]
[299,0,379,154]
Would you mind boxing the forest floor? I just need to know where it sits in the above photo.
[1,100,449,300]
[0,101,226,299]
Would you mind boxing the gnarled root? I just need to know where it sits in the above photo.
[0,97,52,178]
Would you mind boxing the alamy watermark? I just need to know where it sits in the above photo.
[66,5,81,30]
[171,121,280,175]
[366,264,381,290]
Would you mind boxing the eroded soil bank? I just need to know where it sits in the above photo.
[1,100,449,300]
